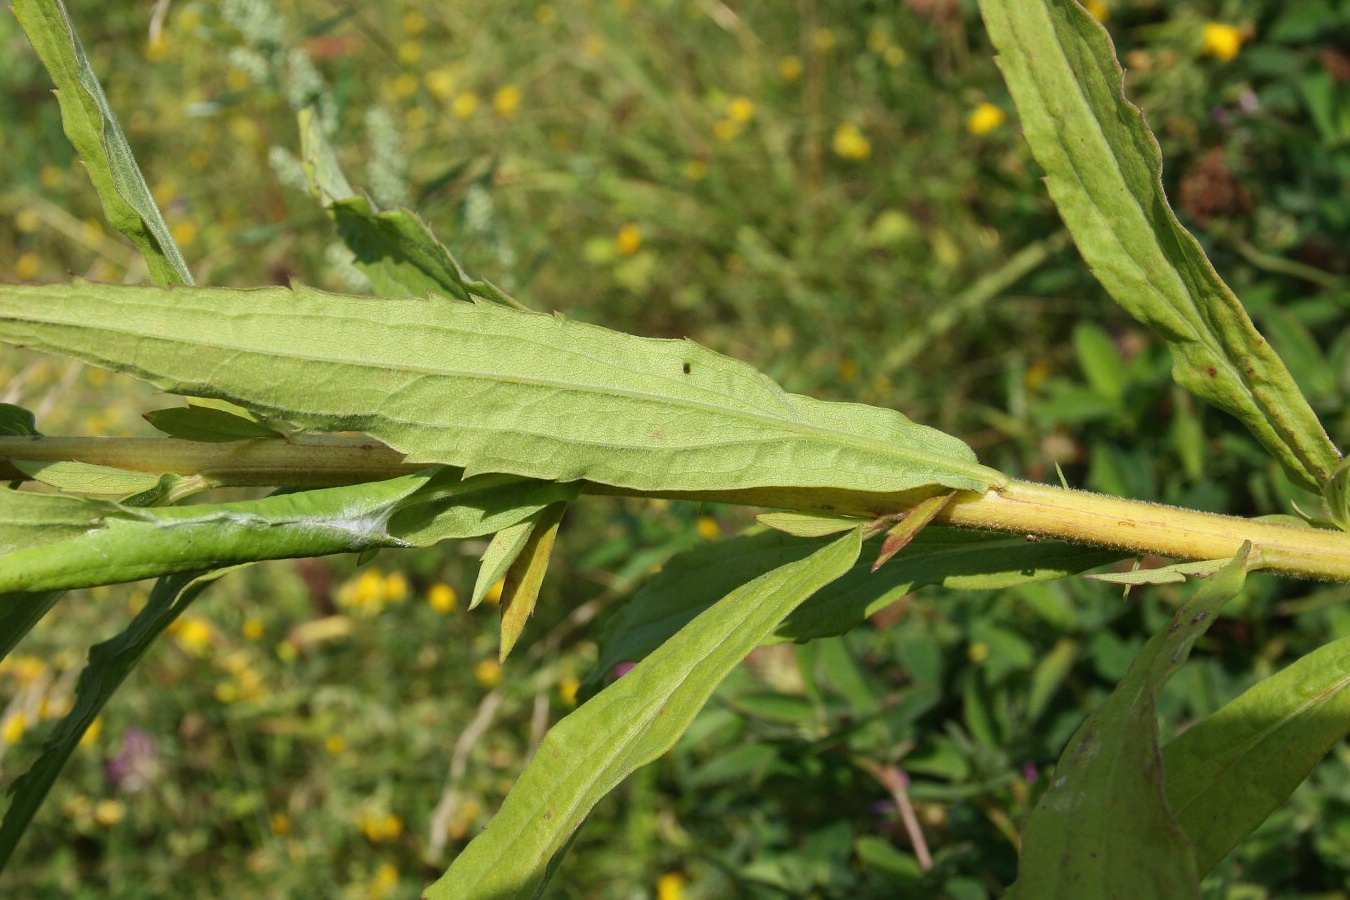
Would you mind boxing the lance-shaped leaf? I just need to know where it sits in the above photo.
[979,0,1339,492]
[0,281,1002,497]
[12,460,164,496]
[756,510,864,538]
[0,471,577,592]
[298,108,471,302]
[1163,632,1350,876]
[1007,545,1252,900]
[144,405,284,443]
[471,519,535,610]
[872,490,952,571]
[425,529,862,899]
[498,502,566,661]
[14,0,191,285]
[585,527,1119,695]
[0,568,223,872]
[1086,558,1229,586]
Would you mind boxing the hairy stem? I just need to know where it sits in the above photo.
[3,435,1349,581]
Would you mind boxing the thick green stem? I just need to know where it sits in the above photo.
[3,435,1349,581]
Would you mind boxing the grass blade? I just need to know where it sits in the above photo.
[979,0,1339,491]
[1163,633,1350,875]
[0,281,1001,497]
[1007,544,1252,900]
[425,528,863,899]
[13,0,192,285]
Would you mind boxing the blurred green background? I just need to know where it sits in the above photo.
[4,1,1350,896]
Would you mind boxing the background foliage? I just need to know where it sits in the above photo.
[3,1,1350,896]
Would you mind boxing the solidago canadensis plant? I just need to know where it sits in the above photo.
[5,1,1350,896]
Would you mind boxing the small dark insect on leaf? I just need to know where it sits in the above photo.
[682,362,692,374]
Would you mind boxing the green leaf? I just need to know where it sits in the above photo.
[1163,632,1350,876]
[0,569,223,872]
[585,528,1119,694]
[0,405,39,437]
[1007,545,1252,900]
[0,471,577,592]
[979,0,1339,492]
[471,519,536,610]
[0,591,63,664]
[1085,558,1229,586]
[298,108,471,302]
[872,490,952,571]
[756,511,864,538]
[143,405,283,443]
[0,281,1002,498]
[13,0,191,285]
[498,502,566,661]
[425,529,863,899]
[11,460,165,496]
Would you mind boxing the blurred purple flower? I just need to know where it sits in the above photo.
[611,662,637,680]
[105,727,161,793]
[1022,761,1039,785]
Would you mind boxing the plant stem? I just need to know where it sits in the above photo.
[4,435,1349,581]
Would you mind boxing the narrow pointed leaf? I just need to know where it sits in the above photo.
[979,0,1339,491]
[13,0,191,285]
[426,529,863,899]
[1007,545,1252,900]
[144,405,283,443]
[298,108,471,301]
[498,502,566,661]
[1086,558,1229,586]
[0,569,222,872]
[0,281,1002,497]
[756,510,865,537]
[1163,633,1350,875]
[872,491,952,571]
[471,519,536,610]
[0,471,576,592]
[12,460,164,496]
[0,591,63,664]
[585,528,1119,695]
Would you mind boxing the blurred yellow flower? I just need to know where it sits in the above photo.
[727,96,755,123]
[684,159,708,182]
[429,582,458,613]
[2,713,27,745]
[452,92,480,119]
[15,209,40,232]
[325,733,347,754]
[271,811,292,837]
[170,616,214,656]
[967,102,1007,135]
[371,862,400,899]
[696,515,721,540]
[360,811,404,842]
[884,45,907,67]
[559,674,580,706]
[146,35,170,62]
[1083,0,1109,22]
[243,617,265,641]
[832,123,872,160]
[1202,22,1243,62]
[94,798,126,827]
[657,872,687,900]
[535,4,557,24]
[582,34,604,58]
[969,641,991,663]
[616,223,643,256]
[39,165,65,189]
[15,253,40,281]
[81,715,104,747]
[475,658,503,688]
[811,27,836,52]
[226,68,251,91]
[779,55,804,83]
[179,8,202,30]
[393,72,420,98]
[171,221,199,247]
[867,30,890,54]
[713,119,742,142]
[383,571,410,604]
[484,579,505,605]
[403,10,427,36]
[493,84,523,119]
[188,148,212,171]
[425,67,457,101]
[398,40,423,66]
